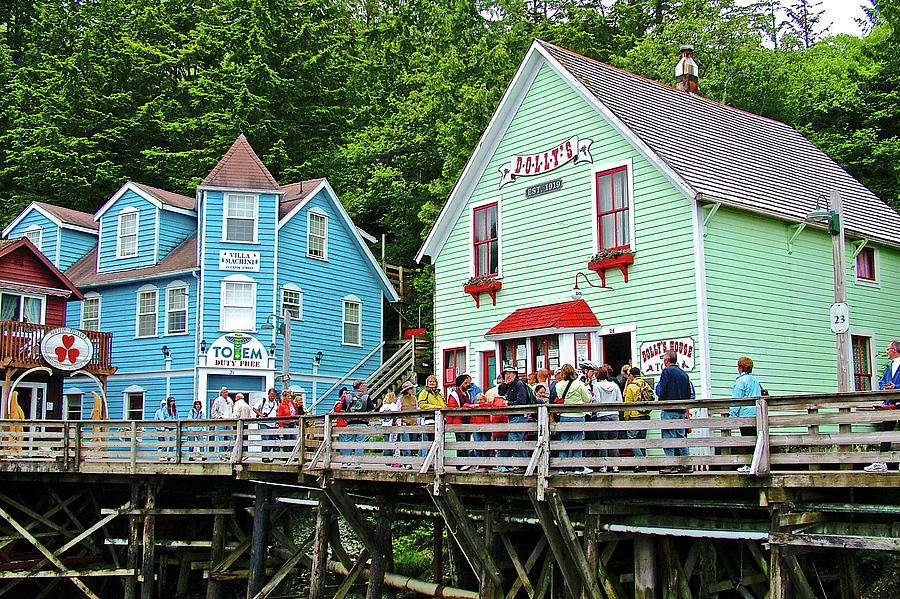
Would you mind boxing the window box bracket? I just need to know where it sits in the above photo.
[587,254,634,287]
[463,280,502,308]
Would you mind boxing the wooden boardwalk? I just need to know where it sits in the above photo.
[0,392,897,599]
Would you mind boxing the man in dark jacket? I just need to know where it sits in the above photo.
[656,350,693,473]
[339,380,373,462]
[501,365,530,471]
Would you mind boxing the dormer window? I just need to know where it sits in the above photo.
[224,194,257,243]
[117,208,139,258]
[24,226,42,251]
[307,210,327,259]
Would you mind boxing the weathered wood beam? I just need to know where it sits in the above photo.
[660,538,692,599]
[333,550,371,599]
[430,484,501,590]
[837,552,859,599]
[206,487,230,599]
[249,544,307,599]
[500,533,536,599]
[634,536,657,599]
[544,492,603,599]
[504,536,547,599]
[770,531,900,551]
[308,498,333,599]
[0,568,135,579]
[784,555,816,599]
[479,504,501,599]
[322,481,384,557]
[0,503,99,599]
[139,484,155,599]
[366,497,393,599]
[432,517,444,587]
[531,551,553,599]
[246,484,272,599]
[527,491,582,599]
[698,540,718,599]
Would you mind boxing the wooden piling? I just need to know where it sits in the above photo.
[432,517,444,587]
[478,504,500,599]
[837,551,859,599]
[206,487,229,599]
[366,496,393,599]
[634,536,657,599]
[140,484,156,599]
[769,545,787,599]
[583,515,599,599]
[698,539,718,599]
[309,498,332,599]
[246,483,272,599]
[125,483,140,599]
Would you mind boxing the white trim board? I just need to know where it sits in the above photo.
[2,202,98,237]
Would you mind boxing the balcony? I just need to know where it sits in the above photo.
[0,321,116,375]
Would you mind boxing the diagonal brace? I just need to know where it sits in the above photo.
[322,481,385,557]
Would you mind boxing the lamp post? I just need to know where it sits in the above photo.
[161,345,172,398]
[262,312,292,393]
[312,351,323,406]
[807,190,852,393]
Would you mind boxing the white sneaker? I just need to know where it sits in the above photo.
[597,466,608,473]
[864,462,888,472]
[611,466,619,473]
[575,467,593,475]
[737,465,751,473]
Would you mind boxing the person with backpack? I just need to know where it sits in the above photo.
[338,380,373,461]
[501,365,532,473]
[592,368,623,472]
[624,367,654,472]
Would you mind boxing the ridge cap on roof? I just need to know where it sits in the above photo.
[537,40,789,127]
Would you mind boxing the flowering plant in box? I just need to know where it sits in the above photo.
[589,249,634,263]
[464,275,501,287]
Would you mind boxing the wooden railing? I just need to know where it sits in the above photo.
[381,263,415,302]
[365,337,417,399]
[0,321,114,374]
[0,394,897,492]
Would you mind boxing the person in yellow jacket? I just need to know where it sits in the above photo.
[417,375,445,455]
[623,367,653,472]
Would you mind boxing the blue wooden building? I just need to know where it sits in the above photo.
[3,136,398,418]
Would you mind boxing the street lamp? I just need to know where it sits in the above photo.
[261,312,292,393]
[806,190,851,393]
[312,351,323,406]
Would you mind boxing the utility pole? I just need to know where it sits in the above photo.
[830,190,852,393]
[282,311,291,394]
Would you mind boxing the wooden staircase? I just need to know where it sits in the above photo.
[366,336,425,400]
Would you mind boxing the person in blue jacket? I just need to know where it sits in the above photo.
[866,340,900,472]
[731,357,762,472]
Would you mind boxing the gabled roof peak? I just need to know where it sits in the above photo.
[201,136,279,191]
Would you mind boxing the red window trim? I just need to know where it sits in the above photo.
[443,347,466,391]
[473,202,498,277]
[595,166,630,252]
[482,350,496,390]
[856,247,876,281]
[851,335,872,391]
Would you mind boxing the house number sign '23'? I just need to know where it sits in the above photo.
[40,327,94,371]
[830,302,850,334]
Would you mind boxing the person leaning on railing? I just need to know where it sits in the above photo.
[555,363,593,475]
[730,357,762,473]
[623,367,652,472]
[417,375,445,457]
[865,340,900,473]
[397,381,418,463]
[656,350,693,474]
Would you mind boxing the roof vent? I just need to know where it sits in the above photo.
[675,44,699,94]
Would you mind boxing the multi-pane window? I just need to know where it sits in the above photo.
[81,296,100,331]
[342,299,361,345]
[852,335,872,391]
[126,392,144,420]
[531,335,560,372]
[856,246,876,281]
[24,227,42,250]
[596,167,630,251]
[473,203,498,277]
[443,348,466,394]
[0,292,43,323]
[65,393,83,420]
[117,210,138,258]
[308,212,327,259]
[221,281,255,331]
[282,287,302,319]
[500,338,527,375]
[136,289,158,337]
[166,286,188,334]
[224,194,257,242]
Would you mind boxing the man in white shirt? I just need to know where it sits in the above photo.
[210,387,233,458]
[865,340,900,472]
[254,388,280,458]
[232,393,253,419]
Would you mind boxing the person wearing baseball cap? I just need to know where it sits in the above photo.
[500,364,529,473]
[397,381,418,463]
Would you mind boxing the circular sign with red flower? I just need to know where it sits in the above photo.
[40,327,94,371]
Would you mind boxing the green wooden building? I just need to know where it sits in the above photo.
[417,40,900,399]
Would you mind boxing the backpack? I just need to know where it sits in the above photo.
[636,380,655,415]
[346,391,368,413]
[524,382,538,404]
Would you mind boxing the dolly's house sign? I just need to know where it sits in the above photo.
[640,337,695,375]
[498,135,593,189]
[209,333,267,369]
[40,328,94,371]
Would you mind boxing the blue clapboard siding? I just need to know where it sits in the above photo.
[65,375,195,420]
[199,190,278,343]
[66,274,198,374]
[5,210,60,265]
[158,210,197,258]
[276,187,386,410]
[58,229,98,271]
[97,190,157,272]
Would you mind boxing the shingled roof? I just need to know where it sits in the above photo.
[485,300,600,339]
[201,135,279,191]
[66,235,198,287]
[537,40,900,246]
[132,183,195,211]
[278,179,326,219]
[33,202,98,231]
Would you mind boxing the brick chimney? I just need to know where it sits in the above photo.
[675,45,699,94]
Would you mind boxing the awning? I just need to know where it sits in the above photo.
[484,300,601,341]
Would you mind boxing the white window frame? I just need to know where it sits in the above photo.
[281,284,303,320]
[854,243,879,287]
[81,293,101,331]
[117,208,139,259]
[165,281,188,335]
[0,291,46,324]
[590,158,636,253]
[135,285,158,338]
[220,274,257,332]
[64,390,84,420]
[123,385,145,420]
[341,295,362,346]
[23,225,42,251]
[307,209,328,260]
[468,197,502,279]
[222,193,258,243]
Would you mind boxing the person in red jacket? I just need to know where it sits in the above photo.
[465,392,492,473]
[447,374,473,470]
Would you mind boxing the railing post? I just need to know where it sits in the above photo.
[433,411,445,495]
[750,397,769,475]
[231,420,244,464]
[537,405,550,501]
[62,421,71,469]
[74,423,81,471]
[323,415,333,470]
[175,422,183,464]
[130,421,138,473]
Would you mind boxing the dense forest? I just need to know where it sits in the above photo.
[1,0,899,325]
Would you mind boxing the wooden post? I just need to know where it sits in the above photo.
[432,517,444,587]
[309,498,332,599]
[366,496,393,599]
[125,483,141,599]
[583,516,599,599]
[634,536,657,599]
[837,551,859,599]
[140,484,156,599]
[660,538,691,599]
[769,545,787,599]
[246,483,272,599]
[478,504,500,599]
[698,540,718,599]
[206,487,229,599]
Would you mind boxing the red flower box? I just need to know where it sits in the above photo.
[463,280,502,308]
[587,253,634,287]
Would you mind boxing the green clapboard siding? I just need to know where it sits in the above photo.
[433,63,700,385]
[704,206,900,397]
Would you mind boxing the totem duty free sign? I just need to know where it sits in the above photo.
[525,179,563,198]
